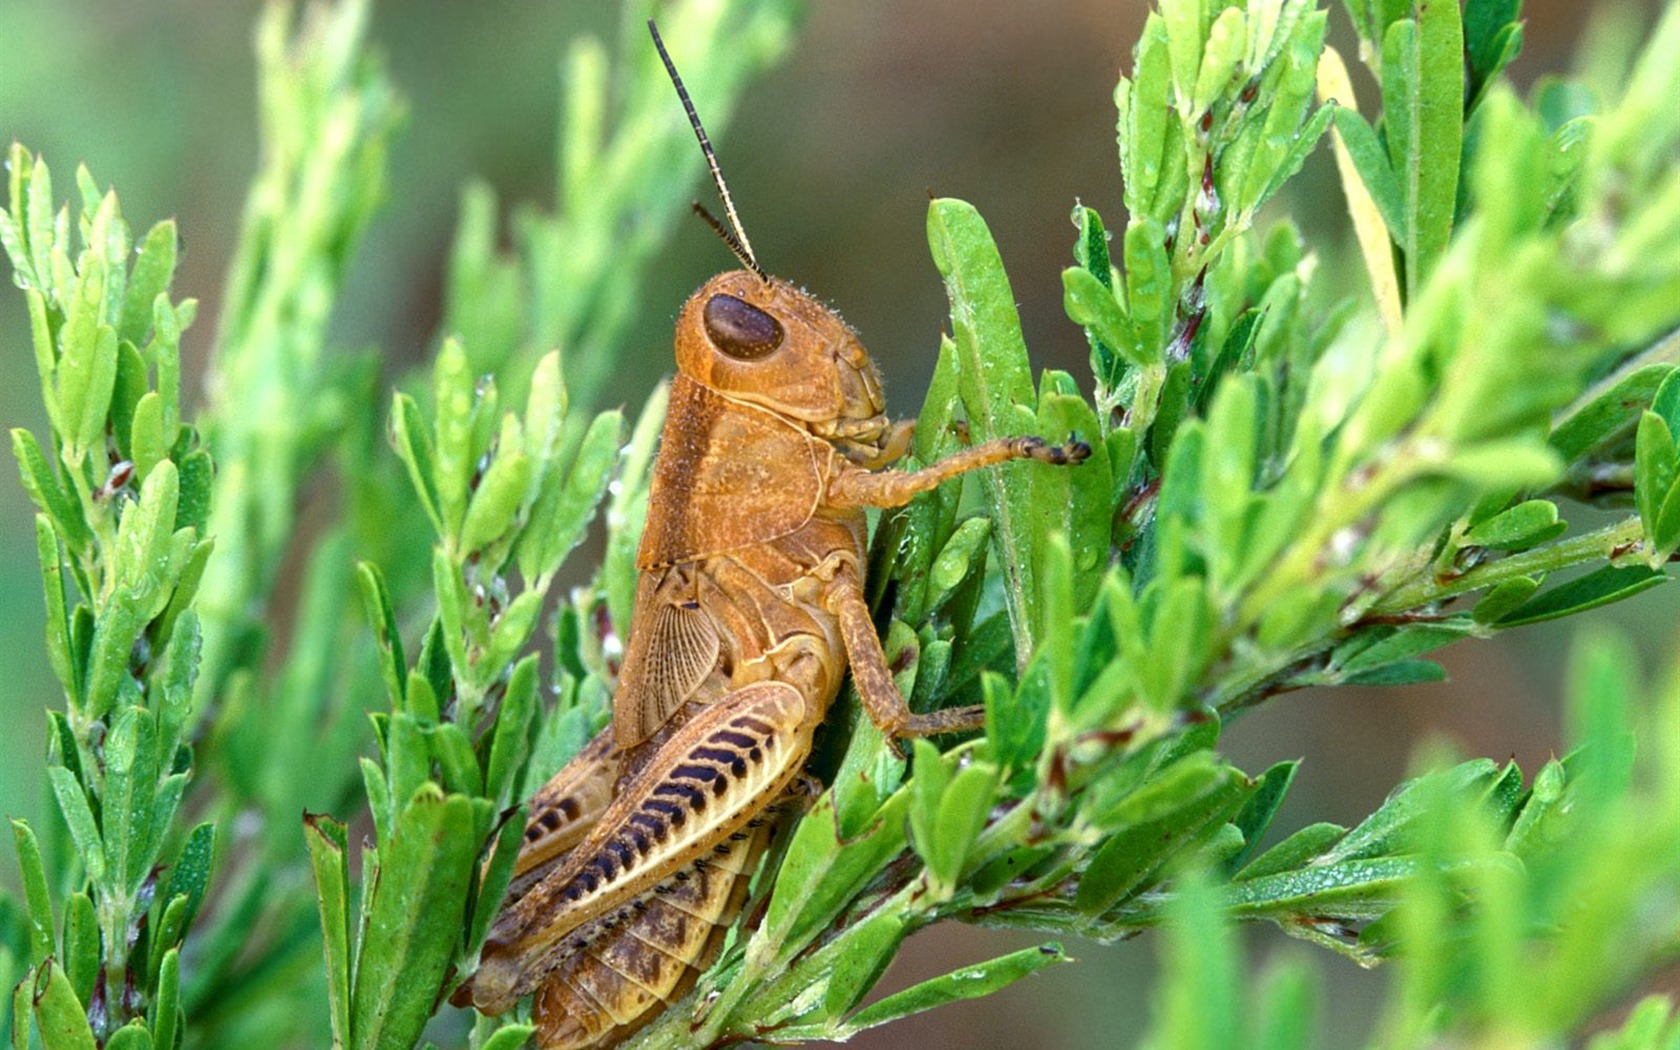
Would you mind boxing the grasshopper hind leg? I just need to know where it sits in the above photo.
[506,727,621,902]
[530,807,781,1049]
[469,680,815,1016]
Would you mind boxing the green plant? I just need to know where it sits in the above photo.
[4,0,1680,1048]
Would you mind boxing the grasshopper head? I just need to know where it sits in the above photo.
[674,270,893,454]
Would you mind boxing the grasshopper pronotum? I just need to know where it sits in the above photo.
[453,22,1090,1048]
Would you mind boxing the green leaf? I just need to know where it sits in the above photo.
[1161,0,1208,107]
[60,894,96,1009]
[906,739,950,879]
[1070,204,1122,389]
[923,517,991,617]
[431,339,477,539]
[1345,658,1447,686]
[1034,387,1111,603]
[382,715,431,830]
[815,908,906,1020]
[759,790,909,955]
[1336,625,1467,678]
[304,813,352,1050]
[104,704,161,891]
[1493,565,1668,627]
[159,822,214,946]
[1636,411,1678,539]
[110,339,146,463]
[425,723,483,797]
[45,769,103,882]
[1463,500,1566,551]
[357,562,407,709]
[482,590,543,686]
[130,392,168,481]
[841,943,1068,1035]
[57,258,118,461]
[478,1026,535,1050]
[1119,22,1169,222]
[1654,481,1680,556]
[1224,761,1299,873]
[350,786,479,1050]
[468,814,529,955]
[11,822,54,965]
[1236,822,1347,881]
[24,154,54,301]
[12,431,90,551]
[103,1025,152,1050]
[1321,760,1501,865]
[927,198,1046,666]
[1064,267,1144,368]
[459,447,532,556]
[1471,576,1543,624]
[1652,367,1680,436]
[33,517,75,703]
[930,761,999,890]
[173,449,212,535]
[1550,365,1674,462]
[1123,218,1172,360]
[1465,0,1523,108]
[485,656,539,805]
[28,959,96,1050]
[120,221,178,346]
[1226,855,1423,919]
[1156,873,1239,1050]
[1329,108,1405,240]
[517,408,622,583]
[391,392,445,538]
[1075,756,1249,914]
[1194,9,1247,117]
[1385,6,1463,291]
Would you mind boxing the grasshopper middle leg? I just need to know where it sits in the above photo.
[828,565,986,742]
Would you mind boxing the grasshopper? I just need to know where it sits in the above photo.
[453,22,1089,1048]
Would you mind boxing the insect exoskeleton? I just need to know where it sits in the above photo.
[452,20,1092,1050]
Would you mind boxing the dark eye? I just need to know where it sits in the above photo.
[703,294,784,360]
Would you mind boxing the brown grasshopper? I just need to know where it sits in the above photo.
[453,22,1089,1048]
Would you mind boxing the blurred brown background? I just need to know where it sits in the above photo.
[0,1,1672,1046]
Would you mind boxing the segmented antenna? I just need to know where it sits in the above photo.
[648,19,768,282]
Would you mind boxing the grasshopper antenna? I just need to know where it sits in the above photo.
[648,18,768,282]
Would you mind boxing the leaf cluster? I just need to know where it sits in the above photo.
[6,0,1680,1048]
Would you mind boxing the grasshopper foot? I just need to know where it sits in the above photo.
[1016,435,1092,466]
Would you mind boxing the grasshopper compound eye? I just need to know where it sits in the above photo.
[703,293,784,360]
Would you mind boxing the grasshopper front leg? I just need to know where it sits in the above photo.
[826,431,1091,743]
[828,434,1090,508]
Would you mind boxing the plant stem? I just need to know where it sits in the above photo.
[1370,516,1644,615]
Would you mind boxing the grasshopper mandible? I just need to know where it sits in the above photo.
[453,22,1090,1048]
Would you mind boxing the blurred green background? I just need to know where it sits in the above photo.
[1,2,1673,1047]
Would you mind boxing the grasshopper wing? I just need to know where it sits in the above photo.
[612,568,723,748]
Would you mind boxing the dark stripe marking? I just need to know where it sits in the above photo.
[688,746,740,767]
[672,763,721,784]
[644,798,687,826]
